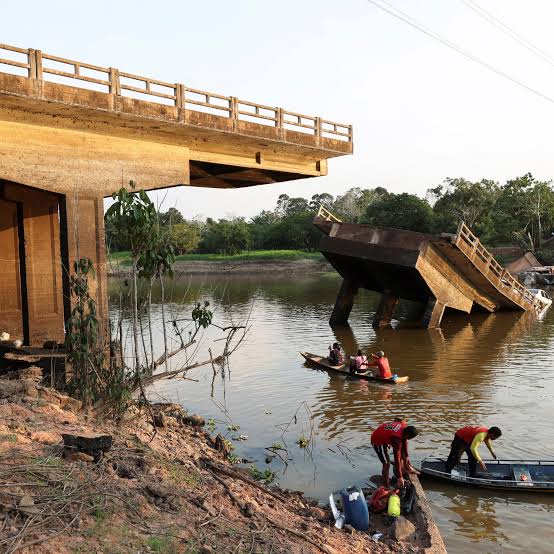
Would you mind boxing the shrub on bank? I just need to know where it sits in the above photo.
[536,248,554,266]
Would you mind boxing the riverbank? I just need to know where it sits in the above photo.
[108,250,332,275]
[0,368,444,553]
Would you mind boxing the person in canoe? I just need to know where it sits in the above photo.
[445,425,502,477]
[328,343,343,365]
[371,419,419,488]
[367,350,392,379]
[353,349,369,372]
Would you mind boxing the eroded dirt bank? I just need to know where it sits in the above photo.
[109,258,332,276]
[0,370,443,553]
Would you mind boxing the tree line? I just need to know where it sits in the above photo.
[105,173,554,257]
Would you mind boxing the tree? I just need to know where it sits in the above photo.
[265,212,320,250]
[285,197,310,216]
[366,192,435,233]
[275,194,309,217]
[275,194,290,218]
[105,207,131,252]
[249,211,279,250]
[490,173,554,249]
[309,192,334,211]
[428,178,500,239]
[167,221,201,255]
[200,218,251,255]
[158,207,184,227]
[333,187,385,222]
[250,210,279,226]
[105,183,158,374]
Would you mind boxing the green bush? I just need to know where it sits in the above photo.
[536,248,554,265]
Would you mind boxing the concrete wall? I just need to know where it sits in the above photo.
[0,197,24,340]
[0,182,65,345]
[0,119,190,197]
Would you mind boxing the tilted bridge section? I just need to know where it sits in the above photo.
[314,208,542,328]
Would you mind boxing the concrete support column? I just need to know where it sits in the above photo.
[421,298,446,329]
[329,279,359,325]
[372,291,399,329]
[63,195,109,344]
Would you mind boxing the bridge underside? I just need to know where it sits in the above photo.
[316,221,537,329]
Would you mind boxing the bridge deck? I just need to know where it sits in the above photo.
[0,42,352,192]
[315,210,541,328]
[431,223,537,311]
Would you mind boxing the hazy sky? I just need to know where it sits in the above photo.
[4,0,554,218]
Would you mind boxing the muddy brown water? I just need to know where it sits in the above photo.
[110,273,554,553]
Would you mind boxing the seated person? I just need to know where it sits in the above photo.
[328,342,343,365]
[354,349,368,371]
[367,350,392,379]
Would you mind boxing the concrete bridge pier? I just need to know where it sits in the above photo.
[329,279,359,325]
[420,298,446,329]
[372,291,400,329]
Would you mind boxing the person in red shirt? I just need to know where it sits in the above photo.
[367,350,392,379]
[445,425,502,477]
[371,420,419,488]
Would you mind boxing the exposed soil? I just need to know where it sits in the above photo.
[0,370,440,553]
[108,258,332,276]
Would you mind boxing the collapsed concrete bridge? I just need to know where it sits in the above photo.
[314,208,542,329]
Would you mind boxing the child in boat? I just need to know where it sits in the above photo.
[367,350,392,379]
[328,343,343,365]
[445,425,502,477]
[354,349,368,371]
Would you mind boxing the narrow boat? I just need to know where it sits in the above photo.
[420,457,554,493]
[300,352,409,384]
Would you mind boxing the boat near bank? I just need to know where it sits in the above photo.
[300,352,409,384]
[420,458,554,493]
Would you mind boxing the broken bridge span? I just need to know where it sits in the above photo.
[315,209,542,329]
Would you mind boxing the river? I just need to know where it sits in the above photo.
[110,273,554,553]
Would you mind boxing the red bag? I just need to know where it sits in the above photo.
[369,486,398,513]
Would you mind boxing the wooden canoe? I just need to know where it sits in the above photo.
[420,457,554,493]
[300,352,409,384]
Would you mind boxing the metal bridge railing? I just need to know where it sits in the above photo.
[315,205,342,223]
[454,222,539,308]
[0,42,353,144]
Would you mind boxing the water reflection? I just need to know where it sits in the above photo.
[109,275,554,553]
[448,492,507,543]
[311,309,537,447]
[424,479,554,551]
